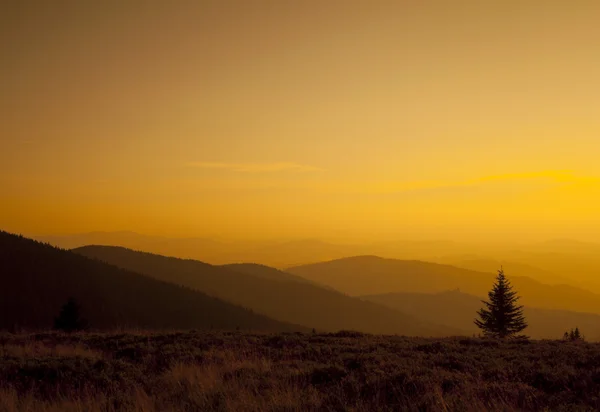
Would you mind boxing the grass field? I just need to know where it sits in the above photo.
[1,331,599,411]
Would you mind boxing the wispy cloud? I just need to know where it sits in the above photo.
[186,162,324,173]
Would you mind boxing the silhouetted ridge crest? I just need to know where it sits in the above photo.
[74,245,459,336]
[287,256,600,315]
[0,231,300,332]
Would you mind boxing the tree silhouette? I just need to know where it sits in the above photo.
[474,268,527,338]
[54,298,88,332]
[564,327,584,341]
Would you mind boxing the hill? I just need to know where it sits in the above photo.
[74,246,459,336]
[287,256,600,315]
[432,240,600,294]
[37,231,236,262]
[37,232,359,267]
[220,263,319,286]
[438,258,573,286]
[502,250,600,293]
[0,231,299,332]
[39,233,600,292]
[361,290,600,341]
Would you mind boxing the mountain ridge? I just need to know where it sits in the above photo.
[0,231,301,332]
[287,256,600,315]
[362,290,600,341]
[74,245,461,336]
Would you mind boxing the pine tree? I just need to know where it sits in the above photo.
[565,327,584,341]
[474,268,527,338]
[54,297,88,332]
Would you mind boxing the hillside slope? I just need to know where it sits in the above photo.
[439,258,573,286]
[221,263,319,285]
[362,290,600,341]
[287,256,600,315]
[0,231,299,332]
[37,233,357,267]
[74,246,460,336]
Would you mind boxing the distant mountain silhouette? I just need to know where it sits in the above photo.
[362,290,600,341]
[221,263,323,286]
[238,239,362,267]
[37,233,600,293]
[37,233,359,267]
[287,256,600,315]
[74,246,461,336]
[437,239,600,293]
[500,251,600,293]
[0,231,300,332]
[525,239,600,255]
[40,233,501,268]
[288,256,494,295]
[37,231,233,261]
[441,258,572,286]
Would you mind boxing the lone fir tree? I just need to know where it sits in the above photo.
[54,297,88,332]
[474,268,527,338]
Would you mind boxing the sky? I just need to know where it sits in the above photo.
[2,1,600,242]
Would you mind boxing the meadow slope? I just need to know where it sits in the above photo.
[2,331,600,411]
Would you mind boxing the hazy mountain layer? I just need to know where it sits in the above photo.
[221,263,321,286]
[38,233,600,293]
[436,258,573,285]
[0,231,299,332]
[74,246,460,336]
[362,290,600,341]
[287,256,600,315]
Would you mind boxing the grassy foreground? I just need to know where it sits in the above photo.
[1,331,600,411]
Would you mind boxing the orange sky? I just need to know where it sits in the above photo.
[2,1,600,241]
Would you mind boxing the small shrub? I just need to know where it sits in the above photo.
[330,330,366,338]
[53,298,88,333]
[564,328,585,342]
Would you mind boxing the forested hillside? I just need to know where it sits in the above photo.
[0,231,300,332]
[75,246,459,336]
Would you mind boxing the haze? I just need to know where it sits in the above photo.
[2,1,600,243]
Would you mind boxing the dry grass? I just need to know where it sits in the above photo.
[0,342,101,360]
[1,331,599,411]
[0,388,112,412]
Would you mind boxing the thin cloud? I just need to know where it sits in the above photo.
[186,162,325,173]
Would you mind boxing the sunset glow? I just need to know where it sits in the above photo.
[2,1,600,241]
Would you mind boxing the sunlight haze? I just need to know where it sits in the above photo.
[4,4,600,407]
[2,1,600,242]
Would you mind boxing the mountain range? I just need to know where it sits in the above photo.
[5,230,600,340]
[287,256,600,315]
[362,290,600,341]
[37,232,600,293]
[0,231,299,332]
[74,245,457,336]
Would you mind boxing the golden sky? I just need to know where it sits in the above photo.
[2,1,600,241]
